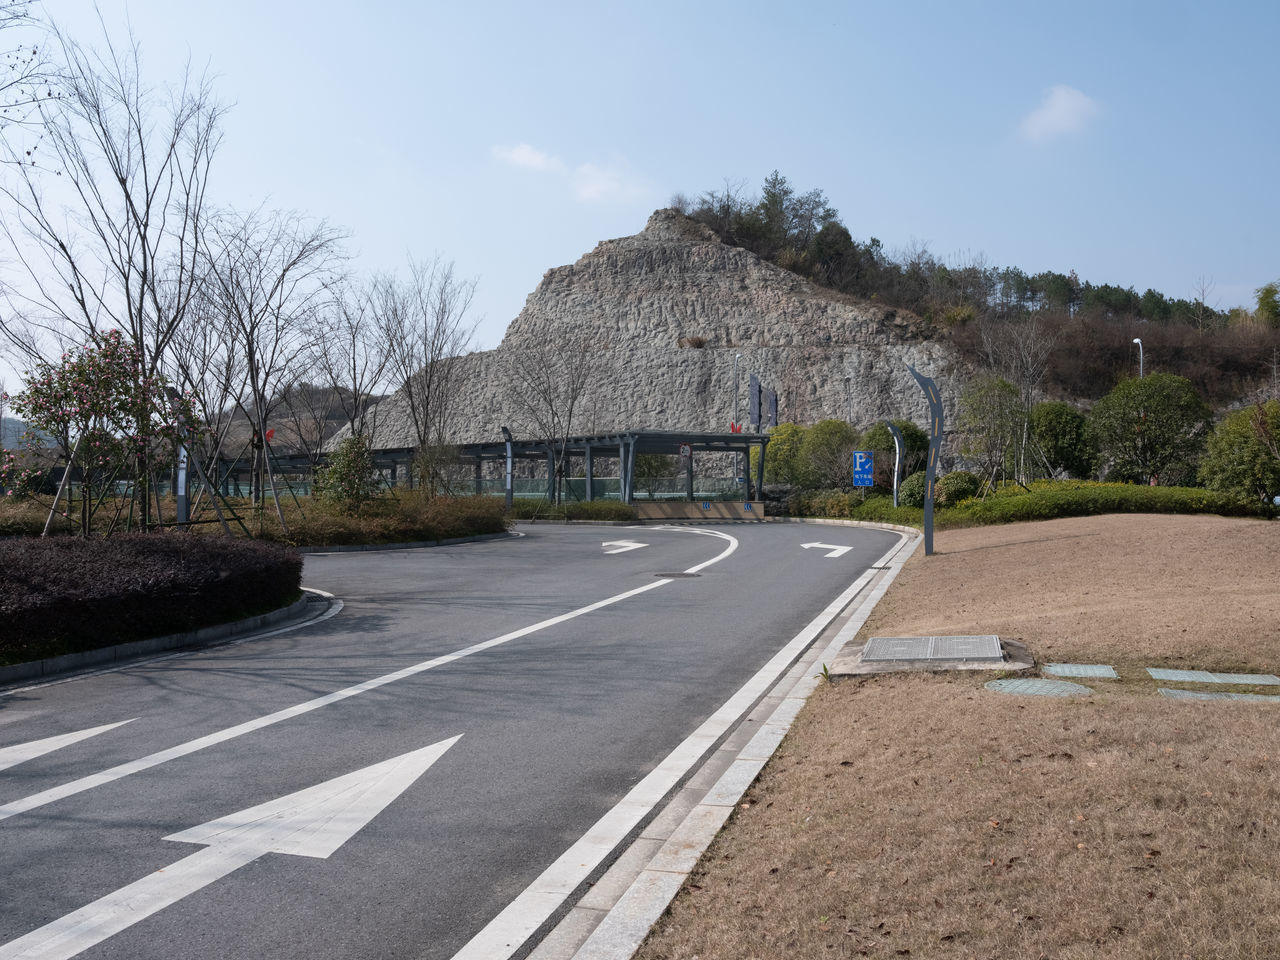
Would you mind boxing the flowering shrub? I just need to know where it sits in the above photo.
[3,331,200,532]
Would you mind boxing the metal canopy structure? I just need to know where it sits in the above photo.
[457,429,770,504]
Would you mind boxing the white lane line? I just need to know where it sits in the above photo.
[648,525,739,574]
[0,737,460,960]
[0,578,675,824]
[0,589,344,698]
[450,545,885,960]
[0,721,136,774]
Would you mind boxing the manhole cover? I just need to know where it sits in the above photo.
[986,678,1092,697]
[654,572,700,578]
[863,635,1002,662]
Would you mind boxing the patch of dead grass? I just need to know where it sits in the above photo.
[636,515,1280,960]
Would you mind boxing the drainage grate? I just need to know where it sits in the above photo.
[1045,663,1119,679]
[1147,668,1280,685]
[863,635,1003,662]
[1158,688,1280,703]
[986,678,1092,697]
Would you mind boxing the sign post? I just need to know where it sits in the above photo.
[851,450,874,487]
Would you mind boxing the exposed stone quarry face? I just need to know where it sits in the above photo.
[364,209,962,448]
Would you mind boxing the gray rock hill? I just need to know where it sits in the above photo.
[365,209,962,447]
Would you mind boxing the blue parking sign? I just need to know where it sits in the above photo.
[852,450,874,487]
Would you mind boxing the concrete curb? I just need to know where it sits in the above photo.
[0,590,328,687]
[531,523,924,960]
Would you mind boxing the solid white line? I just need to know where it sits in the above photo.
[648,525,739,574]
[450,546,884,960]
[0,579,673,824]
[0,721,136,774]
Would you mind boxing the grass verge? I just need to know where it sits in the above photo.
[636,514,1280,960]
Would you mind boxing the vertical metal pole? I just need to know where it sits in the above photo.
[616,441,625,505]
[501,427,513,509]
[584,444,594,501]
[906,366,944,556]
[624,439,637,505]
[733,353,742,428]
[176,442,189,525]
[754,440,765,502]
[473,459,482,496]
[685,451,694,501]
[545,447,555,502]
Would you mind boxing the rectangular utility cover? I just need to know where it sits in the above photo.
[863,635,1002,662]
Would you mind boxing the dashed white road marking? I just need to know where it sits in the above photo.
[0,720,135,774]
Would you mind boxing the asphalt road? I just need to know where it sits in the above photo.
[0,521,901,960]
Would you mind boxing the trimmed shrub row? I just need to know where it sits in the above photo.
[253,494,509,546]
[0,534,302,665]
[789,480,1275,529]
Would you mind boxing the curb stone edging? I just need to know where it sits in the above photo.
[0,590,328,687]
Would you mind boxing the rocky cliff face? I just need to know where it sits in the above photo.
[365,209,963,447]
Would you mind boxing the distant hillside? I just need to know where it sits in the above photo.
[1,417,53,448]
[363,208,960,448]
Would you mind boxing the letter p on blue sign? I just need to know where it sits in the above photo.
[852,451,874,487]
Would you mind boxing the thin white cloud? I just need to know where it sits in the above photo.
[573,161,647,202]
[491,143,565,173]
[491,143,651,204]
[1019,85,1099,143]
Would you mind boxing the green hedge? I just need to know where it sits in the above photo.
[788,480,1274,529]
[0,534,302,665]
[256,494,509,546]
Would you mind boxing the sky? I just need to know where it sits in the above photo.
[2,0,1278,393]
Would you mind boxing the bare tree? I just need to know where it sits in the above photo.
[1191,275,1220,335]
[0,25,222,373]
[277,377,342,469]
[0,24,223,524]
[310,278,389,439]
[0,1,59,133]
[374,257,477,493]
[503,334,600,503]
[204,207,344,506]
[168,290,246,488]
[979,312,1057,484]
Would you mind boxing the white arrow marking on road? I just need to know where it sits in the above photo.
[601,540,648,554]
[0,735,460,960]
[0,720,135,774]
[801,542,853,559]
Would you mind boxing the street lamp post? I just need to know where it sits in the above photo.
[732,353,743,428]
[844,375,851,422]
[1132,338,1144,377]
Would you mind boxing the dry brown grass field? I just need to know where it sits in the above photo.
[636,515,1280,960]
